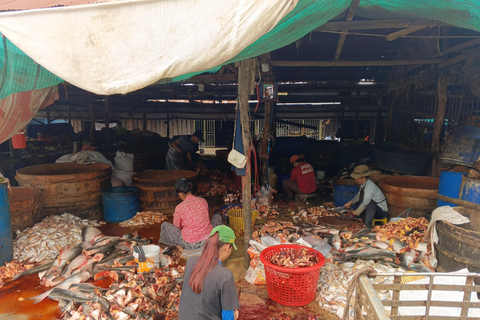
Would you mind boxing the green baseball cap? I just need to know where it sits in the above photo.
[210,225,237,250]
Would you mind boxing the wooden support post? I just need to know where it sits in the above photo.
[237,59,255,270]
[67,104,71,125]
[432,75,447,153]
[386,93,394,141]
[89,94,95,143]
[354,104,359,140]
[261,102,272,186]
[46,106,51,124]
[141,96,147,131]
[104,96,110,144]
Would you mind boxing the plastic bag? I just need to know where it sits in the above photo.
[249,240,267,253]
[293,238,312,248]
[302,235,328,247]
[260,236,281,247]
[313,242,332,258]
[245,261,266,285]
[114,151,134,171]
[257,186,274,206]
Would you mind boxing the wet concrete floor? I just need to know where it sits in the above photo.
[0,196,339,320]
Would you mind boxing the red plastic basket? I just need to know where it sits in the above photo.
[259,244,325,307]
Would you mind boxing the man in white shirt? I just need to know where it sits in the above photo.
[344,165,388,232]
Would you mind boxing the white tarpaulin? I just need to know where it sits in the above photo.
[0,0,298,95]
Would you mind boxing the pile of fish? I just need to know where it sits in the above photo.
[0,261,34,287]
[196,169,242,200]
[373,217,429,251]
[11,226,185,319]
[58,267,182,320]
[317,260,398,319]
[14,213,105,263]
[267,247,319,268]
[291,204,339,220]
[119,211,167,228]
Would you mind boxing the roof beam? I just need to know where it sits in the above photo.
[385,25,427,41]
[271,59,443,67]
[314,19,447,32]
[333,0,361,61]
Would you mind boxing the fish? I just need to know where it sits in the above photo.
[316,228,340,235]
[99,250,130,266]
[82,226,104,244]
[83,240,120,256]
[29,271,91,304]
[48,287,94,303]
[68,283,107,293]
[400,249,417,267]
[12,260,54,281]
[344,247,396,261]
[330,235,342,251]
[61,253,89,278]
[409,262,434,272]
[42,246,83,285]
[370,240,389,250]
[391,240,407,254]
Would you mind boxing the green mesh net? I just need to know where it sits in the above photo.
[0,35,63,100]
[1,0,480,98]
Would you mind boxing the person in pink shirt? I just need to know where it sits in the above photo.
[283,154,317,202]
[159,178,222,249]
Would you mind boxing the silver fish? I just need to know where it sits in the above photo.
[81,226,104,247]
[42,246,83,284]
[371,240,389,250]
[344,247,396,261]
[391,240,407,254]
[330,235,342,251]
[30,271,91,304]
[409,262,434,272]
[400,249,417,267]
[12,260,54,281]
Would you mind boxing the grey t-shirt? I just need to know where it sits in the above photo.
[179,256,240,320]
[178,135,198,154]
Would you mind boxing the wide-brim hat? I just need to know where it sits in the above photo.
[350,165,372,179]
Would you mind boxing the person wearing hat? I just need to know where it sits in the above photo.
[283,154,317,202]
[179,225,240,320]
[166,131,204,170]
[344,165,388,232]
[159,178,222,250]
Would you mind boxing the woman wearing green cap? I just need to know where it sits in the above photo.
[179,225,240,320]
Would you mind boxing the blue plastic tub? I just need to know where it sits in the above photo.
[460,174,480,206]
[102,186,140,223]
[333,179,359,207]
[0,182,13,265]
[277,173,291,194]
[437,170,466,207]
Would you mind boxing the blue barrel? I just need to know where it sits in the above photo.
[333,179,359,207]
[459,175,480,206]
[277,173,291,194]
[437,170,465,207]
[0,182,13,265]
[441,126,480,167]
[102,186,140,223]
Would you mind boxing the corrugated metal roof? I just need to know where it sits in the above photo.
[0,0,107,11]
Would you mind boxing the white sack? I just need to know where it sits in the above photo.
[114,151,134,171]
[0,0,298,95]
[113,169,135,186]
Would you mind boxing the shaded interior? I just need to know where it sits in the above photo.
[17,163,110,176]
[381,177,439,190]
